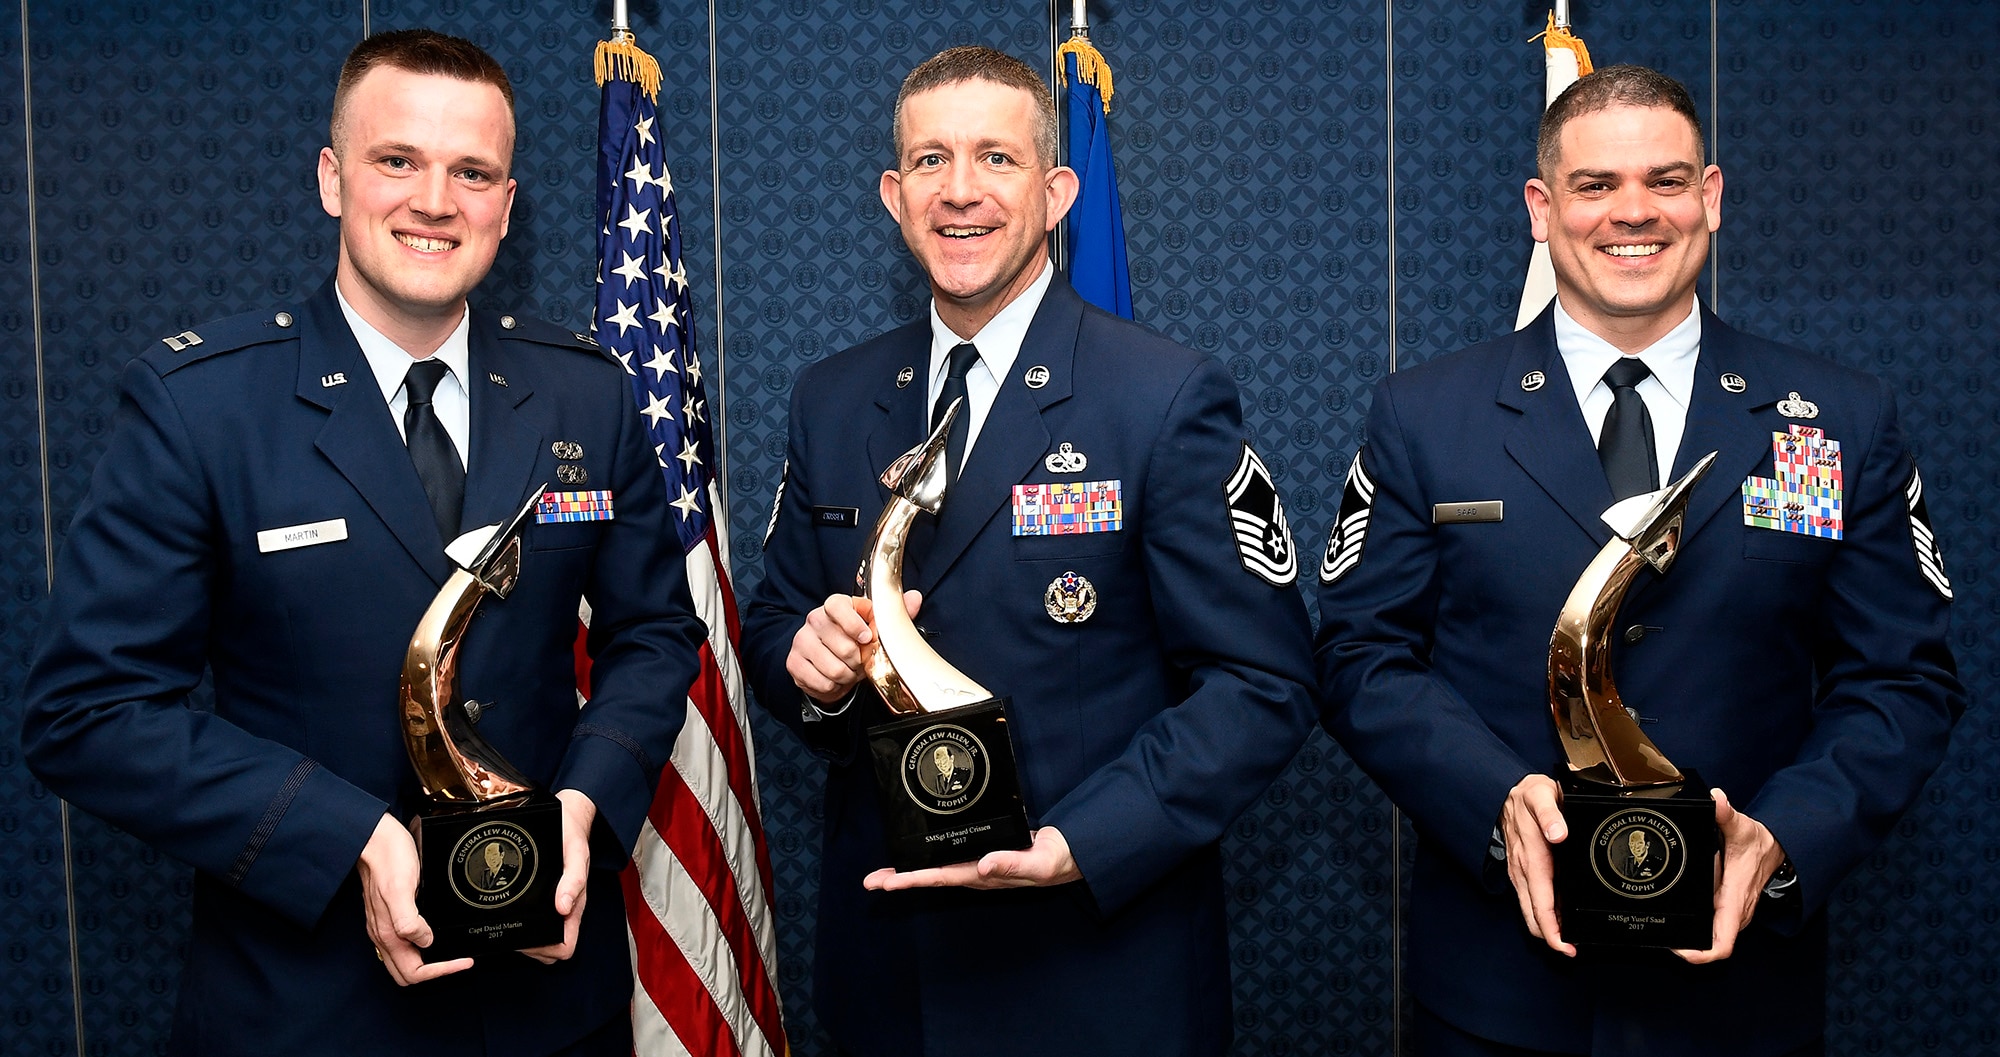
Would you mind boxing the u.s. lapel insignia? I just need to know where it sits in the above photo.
[1224,443,1297,586]
[1521,370,1546,392]
[1903,463,1952,600]
[896,366,914,389]
[488,372,509,388]
[320,372,348,388]
[551,440,584,461]
[1024,365,1050,389]
[1775,391,1819,419]
[1321,449,1376,584]
[556,463,590,485]
[1742,425,1842,539]
[1044,570,1097,623]
[1720,372,1748,393]
[1043,443,1088,474]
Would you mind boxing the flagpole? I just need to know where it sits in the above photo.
[1554,0,1570,28]
[1047,0,1069,275]
[611,0,629,34]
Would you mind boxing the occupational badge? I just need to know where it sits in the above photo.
[1043,570,1098,624]
[1775,391,1819,419]
[1321,449,1376,584]
[555,464,589,485]
[1223,444,1296,586]
[1043,442,1088,474]
[551,440,584,461]
[1903,462,1952,600]
[1741,425,1842,539]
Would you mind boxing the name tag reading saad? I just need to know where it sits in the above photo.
[257,518,349,553]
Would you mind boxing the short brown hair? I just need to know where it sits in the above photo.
[1536,64,1704,178]
[330,29,515,156]
[893,46,1057,168]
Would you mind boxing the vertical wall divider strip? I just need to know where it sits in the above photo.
[1045,0,1067,275]
[1708,0,1719,313]
[707,0,729,529]
[1382,3,1403,1054]
[16,5,82,1057]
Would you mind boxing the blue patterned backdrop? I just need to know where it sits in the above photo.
[1,1,1992,1055]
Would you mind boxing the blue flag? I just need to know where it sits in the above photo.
[1060,42,1132,319]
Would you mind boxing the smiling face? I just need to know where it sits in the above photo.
[1525,103,1722,352]
[880,78,1078,338]
[318,66,516,353]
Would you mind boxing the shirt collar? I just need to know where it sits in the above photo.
[1553,297,1701,410]
[927,259,1054,389]
[336,286,472,402]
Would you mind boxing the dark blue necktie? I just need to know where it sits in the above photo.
[403,359,464,543]
[1598,357,1659,502]
[933,342,980,488]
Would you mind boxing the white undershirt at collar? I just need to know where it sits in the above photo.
[1554,298,1700,489]
[337,288,472,470]
[926,259,1055,467]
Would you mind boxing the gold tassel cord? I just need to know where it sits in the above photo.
[1530,10,1594,76]
[1056,37,1115,113]
[595,35,662,102]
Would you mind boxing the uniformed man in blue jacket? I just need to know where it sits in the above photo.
[22,29,704,1057]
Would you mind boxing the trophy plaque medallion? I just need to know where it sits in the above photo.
[860,401,1033,871]
[402,489,563,961]
[1546,453,1720,950]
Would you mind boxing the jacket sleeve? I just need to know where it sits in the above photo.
[1313,378,1538,882]
[554,363,707,863]
[21,358,387,929]
[1739,382,1963,919]
[1041,359,1319,914]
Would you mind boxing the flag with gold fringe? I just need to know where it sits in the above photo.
[1517,10,1593,330]
[1058,35,1132,318]
[591,31,788,1057]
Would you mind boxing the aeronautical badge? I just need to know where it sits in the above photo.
[765,460,788,545]
[1741,425,1842,539]
[1320,449,1376,584]
[1043,442,1088,474]
[1044,570,1097,623]
[1224,444,1296,586]
[1904,463,1952,601]
[1775,391,1819,419]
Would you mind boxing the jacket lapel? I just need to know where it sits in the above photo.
[864,326,932,505]
[913,284,1079,590]
[1670,307,1788,546]
[296,284,454,584]
[1499,311,1618,547]
[460,318,543,535]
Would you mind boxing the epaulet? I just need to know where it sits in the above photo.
[492,312,619,365]
[146,308,303,375]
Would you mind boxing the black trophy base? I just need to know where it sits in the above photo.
[415,790,565,962]
[866,698,1033,872]
[1555,770,1717,950]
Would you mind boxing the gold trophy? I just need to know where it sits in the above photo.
[1547,452,1719,948]
[860,401,1032,870]
[402,488,563,960]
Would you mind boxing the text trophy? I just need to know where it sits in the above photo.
[401,488,563,960]
[860,400,1033,870]
[1547,451,1720,949]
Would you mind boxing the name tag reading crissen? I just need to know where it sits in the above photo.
[256,518,349,553]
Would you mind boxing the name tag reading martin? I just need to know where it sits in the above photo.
[256,518,349,553]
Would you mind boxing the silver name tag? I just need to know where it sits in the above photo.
[1432,501,1503,524]
[256,518,349,553]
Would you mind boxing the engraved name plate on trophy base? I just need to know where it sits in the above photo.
[866,698,1032,872]
[415,790,565,961]
[1554,772,1716,950]
[1546,454,1724,950]
[402,489,565,962]
[857,401,1031,873]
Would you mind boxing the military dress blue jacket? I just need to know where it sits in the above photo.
[742,279,1319,1057]
[1314,306,1963,1057]
[22,279,706,1056]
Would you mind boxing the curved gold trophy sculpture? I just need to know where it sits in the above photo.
[859,401,1031,870]
[1546,451,1719,949]
[400,488,562,960]
[857,399,995,715]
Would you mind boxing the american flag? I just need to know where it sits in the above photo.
[591,37,787,1057]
